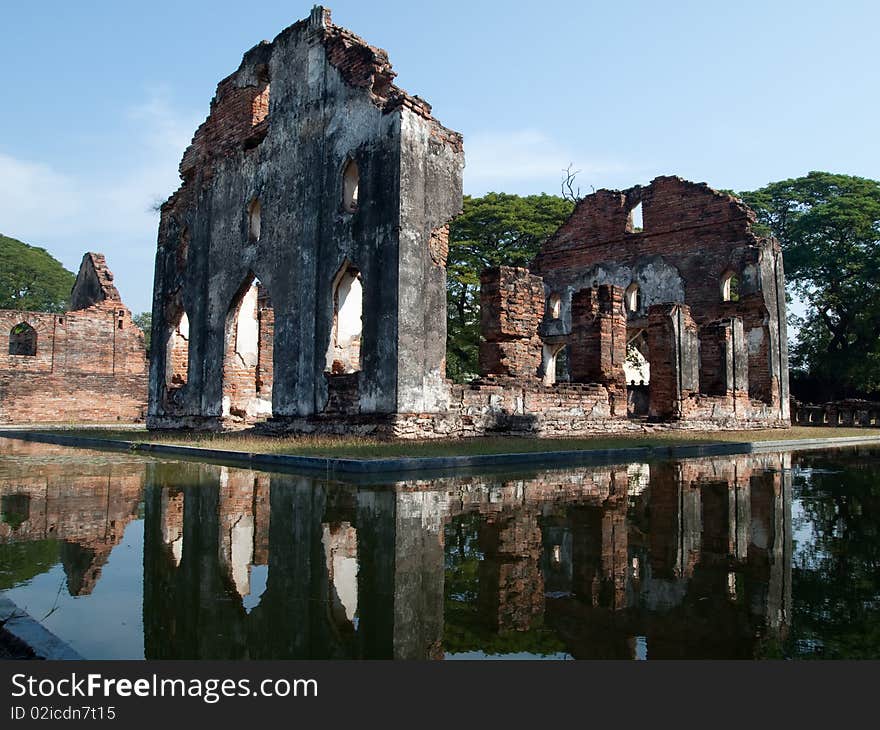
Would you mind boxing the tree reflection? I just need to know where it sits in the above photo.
[789,453,880,658]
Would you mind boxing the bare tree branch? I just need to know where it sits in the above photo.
[561,164,587,203]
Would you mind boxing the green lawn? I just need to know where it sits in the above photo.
[19,426,880,459]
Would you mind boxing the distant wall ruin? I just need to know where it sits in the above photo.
[0,253,148,424]
[526,176,789,428]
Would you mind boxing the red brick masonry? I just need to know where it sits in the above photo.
[0,253,148,424]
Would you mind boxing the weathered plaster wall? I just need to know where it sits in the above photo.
[149,7,464,430]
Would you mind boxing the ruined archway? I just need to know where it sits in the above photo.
[541,342,567,386]
[165,309,190,392]
[721,271,740,302]
[626,329,650,418]
[8,322,37,356]
[222,274,273,421]
[326,263,363,375]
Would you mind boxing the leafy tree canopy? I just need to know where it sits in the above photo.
[740,172,880,399]
[0,234,76,313]
[446,193,574,382]
[133,312,152,356]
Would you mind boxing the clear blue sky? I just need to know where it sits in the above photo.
[1,0,877,313]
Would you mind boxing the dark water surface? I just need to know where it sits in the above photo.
[1,438,878,660]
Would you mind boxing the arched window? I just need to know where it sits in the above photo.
[342,159,359,213]
[542,343,566,386]
[247,199,261,243]
[8,323,36,356]
[721,271,740,302]
[327,265,363,374]
[625,283,641,313]
[548,293,562,320]
[222,276,273,420]
[232,282,260,370]
[165,311,189,388]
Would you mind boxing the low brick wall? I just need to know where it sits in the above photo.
[792,400,880,427]
[256,378,787,440]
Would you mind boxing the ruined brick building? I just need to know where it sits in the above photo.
[148,6,462,430]
[478,176,790,431]
[0,253,148,424]
[148,6,788,436]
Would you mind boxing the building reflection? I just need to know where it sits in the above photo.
[141,452,791,660]
[0,442,144,596]
[0,440,789,659]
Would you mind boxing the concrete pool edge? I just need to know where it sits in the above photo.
[2,429,880,477]
[0,596,84,660]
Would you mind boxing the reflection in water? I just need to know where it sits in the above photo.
[6,438,876,659]
[0,442,143,597]
[137,453,792,660]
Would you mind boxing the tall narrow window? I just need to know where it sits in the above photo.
[165,311,189,388]
[721,271,740,302]
[343,160,359,213]
[625,283,641,313]
[247,199,261,243]
[8,323,36,356]
[628,202,644,233]
[542,343,565,386]
[548,293,562,320]
[223,277,272,420]
[327,265,363,374]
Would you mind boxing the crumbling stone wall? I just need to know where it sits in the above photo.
[479,266,545,378]
[148,6,464,430]
[532,176,789,426]
[699,318,748,397]
[648,304,700,420]
[459,177,788,437]
[0,253,148,424]
[145,8,788,437]
[568,285,626,391]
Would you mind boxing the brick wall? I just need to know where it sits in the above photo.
[479,266,545,379]
[648,304,700,420]
[569,285,626,392]
[0,254,148,424]
[699,318,748,397]
[532,176,788,415]
[257,294,274,398]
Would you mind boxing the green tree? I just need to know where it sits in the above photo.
[133,312,152,357]
[740,172,880,399]
[446,193,574,382]
[0,234,76,313]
